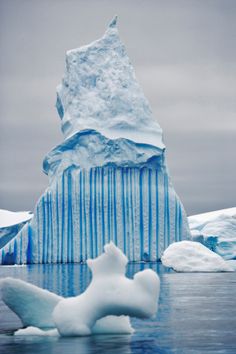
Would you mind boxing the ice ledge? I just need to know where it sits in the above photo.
[43,129,165,180]
[0,209,33,228]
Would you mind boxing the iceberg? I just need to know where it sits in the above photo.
[161,240,234,272]
[0,17,190,264]
[189,208,236,260]
[0,209,33,252]
[1,242,160,336]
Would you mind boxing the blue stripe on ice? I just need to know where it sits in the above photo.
[89,169,94,259]
[0,20,191,264]
[148,169,152,260]
[27,225,33,264]
[139,169,144,259]
[0,164,190,264]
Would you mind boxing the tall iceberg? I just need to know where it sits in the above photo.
[0,17,190,264]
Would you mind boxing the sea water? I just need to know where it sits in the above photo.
[0,263,236,353]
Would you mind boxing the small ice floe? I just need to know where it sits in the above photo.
[0,242,160,336]
[161,240,234,272]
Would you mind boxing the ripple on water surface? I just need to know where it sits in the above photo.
[0,263,236,354]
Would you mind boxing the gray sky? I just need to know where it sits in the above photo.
[0,0,235,215]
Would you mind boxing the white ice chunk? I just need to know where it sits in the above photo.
[1,242,160,336]
[14,316,133,336]
[161,240,234,272]
[15,327,59,336]
[13,317,133,336]
[53,242,160,336]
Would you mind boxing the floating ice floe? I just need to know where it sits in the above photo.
[0,242,160,336]
[0,210,33,228]
[189,208,236,260]
[161,240,234,272]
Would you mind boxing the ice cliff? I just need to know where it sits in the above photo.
[0,17,190,264]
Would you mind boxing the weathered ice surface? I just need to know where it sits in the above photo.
[161,240,234,272]
[189,208,236,260]
[0,17,190,264]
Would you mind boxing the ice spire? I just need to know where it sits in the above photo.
[56,16,164,148]
[108,15,118,28]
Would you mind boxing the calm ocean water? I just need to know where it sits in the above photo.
[0,263,236,354]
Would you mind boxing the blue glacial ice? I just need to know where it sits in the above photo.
[0,17,190,264]
[189,208,236,260]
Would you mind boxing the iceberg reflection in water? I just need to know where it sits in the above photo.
[1,263,236,353]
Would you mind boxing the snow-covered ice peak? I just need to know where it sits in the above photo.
[56,17,164,148]
[1,243,160,337]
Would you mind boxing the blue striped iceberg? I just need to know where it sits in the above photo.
[0,17,190,264]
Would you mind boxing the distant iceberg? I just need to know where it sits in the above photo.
[189,207,236,260]
[0,17,190,264]
[0,209,33,251]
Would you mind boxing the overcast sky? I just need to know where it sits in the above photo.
[0,0,235,215]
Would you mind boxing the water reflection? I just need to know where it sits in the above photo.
[0,334,133,354]
[0,263,236,353]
